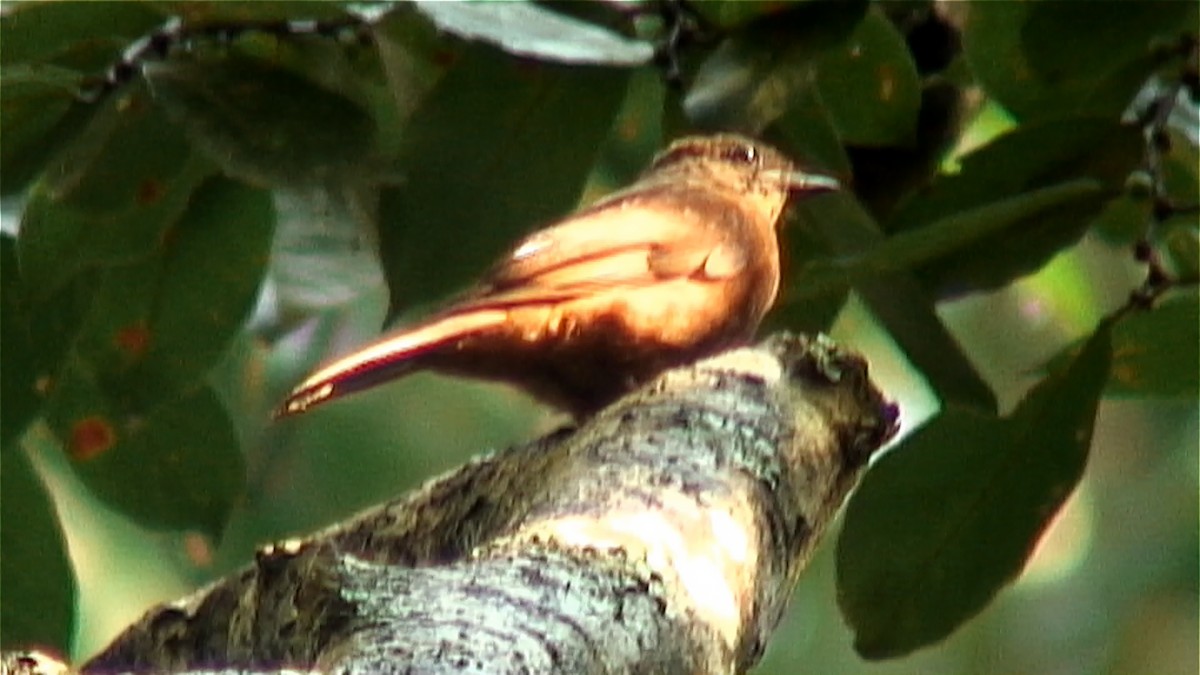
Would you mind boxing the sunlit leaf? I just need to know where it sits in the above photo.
[412,0,653,66]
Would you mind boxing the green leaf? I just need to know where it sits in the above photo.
[47,177,274,412]
[0,1,162,70]
[163,1,351,24]
[964,2,1196,121]
[53,381,245,537]
[377,44,630,315]
[684,0,867,132]
[835,179,1106,277]
[145,54,377,188]
[42,83,198,214]
[17,84,214,296]
[814,9,921,147]
[692,1,835,30]
[769,80,854,178]
[0,446,77,652]
[1044,291,1199,398]
[838,322,1112,658]
[1161,220,1199,281]
[0,64,95,196]
[137,178,275,392]
[1090,194,1153,245]
[1,237,42,448]
[886,117,1143,296]
[1108,293,1199,398]
[413,1,653,66]
[787,194,997,412]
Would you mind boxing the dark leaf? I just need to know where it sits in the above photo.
[886,117,1143,297]
[378,44,629,315]
[0,65,94,196]
[684,0,867,133]
[838,322,1112,658]
[690,1,808,30]
[0,447,77,652]
[840,179,1106,276]
[133,178,276,395]
[0,1,162,71]
[146,55,376,188]
[161,1,352,24]
[788,194,997,412]
[814,9,921,147]
[768,79,854,178]
[963,2,1196,121]
[1,237,43,448]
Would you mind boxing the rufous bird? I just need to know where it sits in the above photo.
[278,134,839,419]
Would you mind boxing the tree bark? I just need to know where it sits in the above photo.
[9,332,897,675]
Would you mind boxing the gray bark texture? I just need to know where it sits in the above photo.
[5,332,897,675]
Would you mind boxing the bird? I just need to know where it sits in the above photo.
[277,133,840,419]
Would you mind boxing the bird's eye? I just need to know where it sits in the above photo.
[721,144,757,165]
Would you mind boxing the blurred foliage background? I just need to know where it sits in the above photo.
[1,1,1196,673]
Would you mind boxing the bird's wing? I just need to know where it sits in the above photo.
[477,199,747,305]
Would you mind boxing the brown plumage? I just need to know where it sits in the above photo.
[277,134,839,418]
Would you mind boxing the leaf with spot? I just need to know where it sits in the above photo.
[51,176,275,412]
[53,381,246,536]
[1044,291,1199,399]
[814,9,921,147]
[16,82,215,296]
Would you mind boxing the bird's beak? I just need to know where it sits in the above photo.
[761,168,841,194]
[787,170,841,194]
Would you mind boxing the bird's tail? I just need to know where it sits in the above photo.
[275,307,509,418]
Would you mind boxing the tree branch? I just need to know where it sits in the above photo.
[9,332,897,675]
